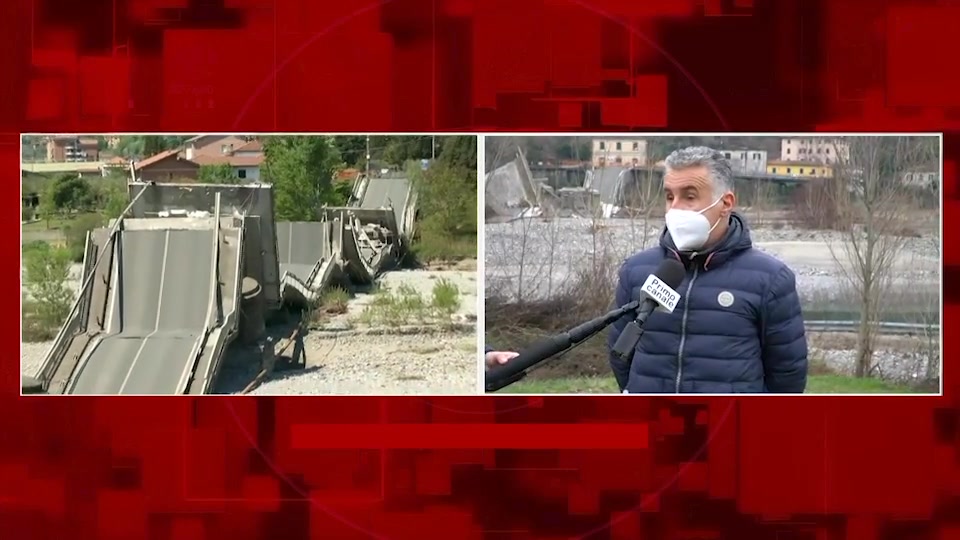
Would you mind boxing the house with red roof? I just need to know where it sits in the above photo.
[134,148,200,183]
[134,135,265,183]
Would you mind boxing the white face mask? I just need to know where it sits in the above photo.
[665,196,724,251]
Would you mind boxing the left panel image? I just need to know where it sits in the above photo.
[21,134,480,396]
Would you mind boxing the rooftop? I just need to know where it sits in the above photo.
[135,149,192,170]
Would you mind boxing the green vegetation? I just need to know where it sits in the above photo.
[430,278,461,316]
[359,284,428,326]
[262,136,342,221]
[331,135,437,168]
[63,214,105,262]
[23,173,126,248]
[331,181,353,206]
[319,286,351,315]
[198,163,236,184]
[114,136,190,159]
[43,174,96,219]
[101,184,129,220]
[269,135,477,263]
[486,320,936,395]
[22,243,74,343]
[496,374,925,395]
[406,136,478,263]
[22,135,479,267]
[358,280,462,326]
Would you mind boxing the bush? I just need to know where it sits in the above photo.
[320,286,350,314]
[23,245,74,332]
[790,178,847,230]
[407,161,477,262]
[356,280,464,327]
[409,230,476,264]
[102,186,129,220]
[330,181,354,206]
[22,240,50,259]
[63,214,104,262]
[431,278,461,315]
[22,205,35,222]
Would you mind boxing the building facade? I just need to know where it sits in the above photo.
[46,136,99,162]
[767,160,833,178]
[134,149,201,182]
[184,135,264,181]
[591,138,647,167]
[902,170,939,190]
[720,149,767,174]
[779,137,849,164]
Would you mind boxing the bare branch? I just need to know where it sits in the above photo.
[826,135,939,377]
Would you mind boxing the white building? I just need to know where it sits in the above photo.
[902,170,939,190]
[720,149,767,174]
[780,137,849,164]
[592,138,647,167]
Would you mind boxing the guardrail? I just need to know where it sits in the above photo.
[35,186,148,390]
[805,320,939,335]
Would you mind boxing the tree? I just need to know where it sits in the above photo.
[438,136,477,170]
[38,192,57,229]
[828,135,939,377]
[331,136,368,167]
[63,214,105,262]
[24,244,75,330]
[102,187,128,220]
[621,168,662,250]
[115,135,189,159]
[198,164,236,184]
[42,174,95,223]
[382,136,434,166]
[331,181,354,206]
[411,160,477,238]
[262,136,341,221]
[95,173,130,220]
[52,173,95,211]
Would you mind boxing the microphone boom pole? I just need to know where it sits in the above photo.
[485,300,641,392]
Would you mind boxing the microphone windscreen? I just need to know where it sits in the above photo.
[653,258,686,289]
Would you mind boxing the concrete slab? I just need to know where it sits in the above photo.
[276,221,329,282]
[68,228,217,395]
[360,177,411,231]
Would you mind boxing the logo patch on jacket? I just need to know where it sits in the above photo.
[717,290,734,307]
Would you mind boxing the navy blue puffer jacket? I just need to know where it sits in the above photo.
[608,213,808,393]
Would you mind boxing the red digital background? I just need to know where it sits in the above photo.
[3,0,959,538]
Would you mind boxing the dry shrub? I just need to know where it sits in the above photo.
[790,178,847,230]
[486,246,619,332]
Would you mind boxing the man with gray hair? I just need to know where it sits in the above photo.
[608,146,808,393]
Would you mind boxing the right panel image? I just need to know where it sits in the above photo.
[483,134,942,395]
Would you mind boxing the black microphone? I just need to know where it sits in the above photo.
[484,299,642,392]
[610,258,686,362]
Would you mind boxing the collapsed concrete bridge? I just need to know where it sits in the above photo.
[25,175,417,395]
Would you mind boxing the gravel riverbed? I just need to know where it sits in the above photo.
[485,217,940,308]
[20,266,481,395]
[484,217,941,385]
[218,267,480,395]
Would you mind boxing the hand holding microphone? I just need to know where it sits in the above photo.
[485,350,519,369]
[484,258,687,392]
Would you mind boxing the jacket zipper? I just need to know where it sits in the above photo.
[675,265,700,393]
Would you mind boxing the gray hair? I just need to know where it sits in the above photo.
[663,146,734,196]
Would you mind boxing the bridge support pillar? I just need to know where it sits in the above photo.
[239,277,266,345]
